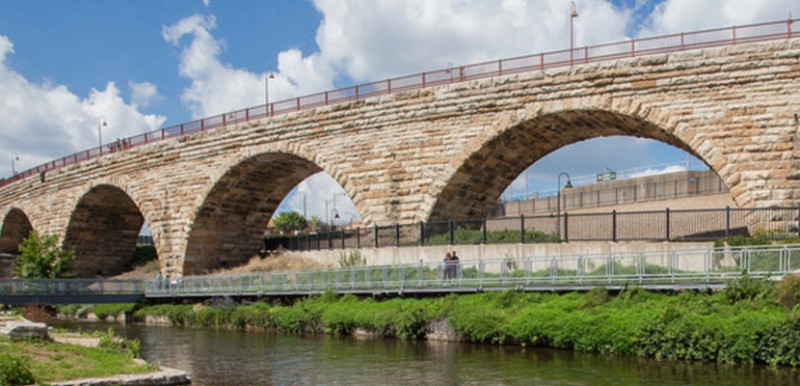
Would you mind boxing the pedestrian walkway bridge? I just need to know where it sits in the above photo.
[1,244,797,305]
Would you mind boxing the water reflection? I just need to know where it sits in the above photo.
[57,322,800,385]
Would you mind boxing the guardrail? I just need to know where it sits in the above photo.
[146,244,798,297]
[272,206,800,251]
[0,278,144,296]
[1,18,797,189]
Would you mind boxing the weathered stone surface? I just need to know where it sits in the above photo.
[49,364,190,386]
[1,320,49,341]
[0,38,799,276]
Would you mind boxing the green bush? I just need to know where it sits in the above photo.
[12,230,75,278]
[0,353,34,386]
[723,274,774,304]
[92,304,136,320]
[776,274,800,310]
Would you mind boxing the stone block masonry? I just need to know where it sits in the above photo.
[1,39,799,276]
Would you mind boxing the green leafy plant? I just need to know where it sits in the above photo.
[776,274,800,310]
[272,211,309,235]
[0,353,35,386]
[338,250,365,267]
[12,230,75,278]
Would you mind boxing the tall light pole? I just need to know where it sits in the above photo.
[331,192,346,225]
[11,153,19,176]
[265,70,275,112]
[98,117,108,155]
[556,172,573,241]
[570,1,578,66]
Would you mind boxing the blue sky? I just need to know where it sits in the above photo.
[1,0,798,224]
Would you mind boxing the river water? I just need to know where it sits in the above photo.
[59,321,798,385]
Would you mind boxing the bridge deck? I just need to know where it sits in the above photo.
[1,244,793,304]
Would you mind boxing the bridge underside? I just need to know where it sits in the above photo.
[428,110,705,221]
[184,153,322,275]
[63,185,144,277]
[0,208,33,255]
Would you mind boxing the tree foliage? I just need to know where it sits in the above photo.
[272,211,308,235]
[12,230,75,278]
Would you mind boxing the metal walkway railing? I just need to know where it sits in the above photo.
[1,245,796,303]
[0,279,144,305]
[145,244,798,297]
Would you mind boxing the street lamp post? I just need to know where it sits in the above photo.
[265,70,275,114]
[11,153,19,175]
[570,1,579,66]
[556,172,573,241]
[98,117,108,155]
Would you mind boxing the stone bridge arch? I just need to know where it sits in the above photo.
[63,184,148,277]
[0,207,34,254]
[183,150,354,274]
[426,105,723,221]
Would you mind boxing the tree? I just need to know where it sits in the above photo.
[12,230,75,278]
[308,216,321,231]
[272,211,308,235]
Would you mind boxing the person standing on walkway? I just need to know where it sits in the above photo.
[450,251,460,280]
[443,252,452,281]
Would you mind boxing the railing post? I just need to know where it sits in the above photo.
[733,25,737,45]
[422,72,426,88]
[612,210,617,242]
[665,208,671,241]
[357,227,361,249]
[420,221,425,247]
[328,230,332,250]
[482,217,488,244]
[631,39,635,57]
[355,85,359,100]
[725,206,731,238]
[563,213,569,243]
[396,223,400,247]
[449,219,454,245]
[520,214,525,244]
[498,59,503,76]
[387,79,392,94]
[324,91,329,105]
[374,225,379,248]
[340,229,345,249]
[681,32,685,50]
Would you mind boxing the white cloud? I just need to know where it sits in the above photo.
[162,14,334,119]
[0,35,167,178]
[629,164,687,178]
[129,81,162,108]
[638,0,799,37]
[311,0,630,82]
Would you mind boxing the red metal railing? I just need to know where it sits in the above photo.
[2,18,797,189]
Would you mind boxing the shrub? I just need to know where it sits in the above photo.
[723,275,774,304]
[338,250,365,267]
[0,353,34,386]
[12,230,75,278]
[776,274,800,310]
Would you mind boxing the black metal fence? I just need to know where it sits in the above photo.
[268,207,800,251]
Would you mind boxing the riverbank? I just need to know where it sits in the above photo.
[62,275,800,367]
[0,314,190,385]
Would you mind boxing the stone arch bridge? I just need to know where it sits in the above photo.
[1,25,799,277]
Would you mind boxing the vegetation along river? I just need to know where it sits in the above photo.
[57,321,799,385]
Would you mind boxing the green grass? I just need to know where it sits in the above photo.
[0,335,151,383]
